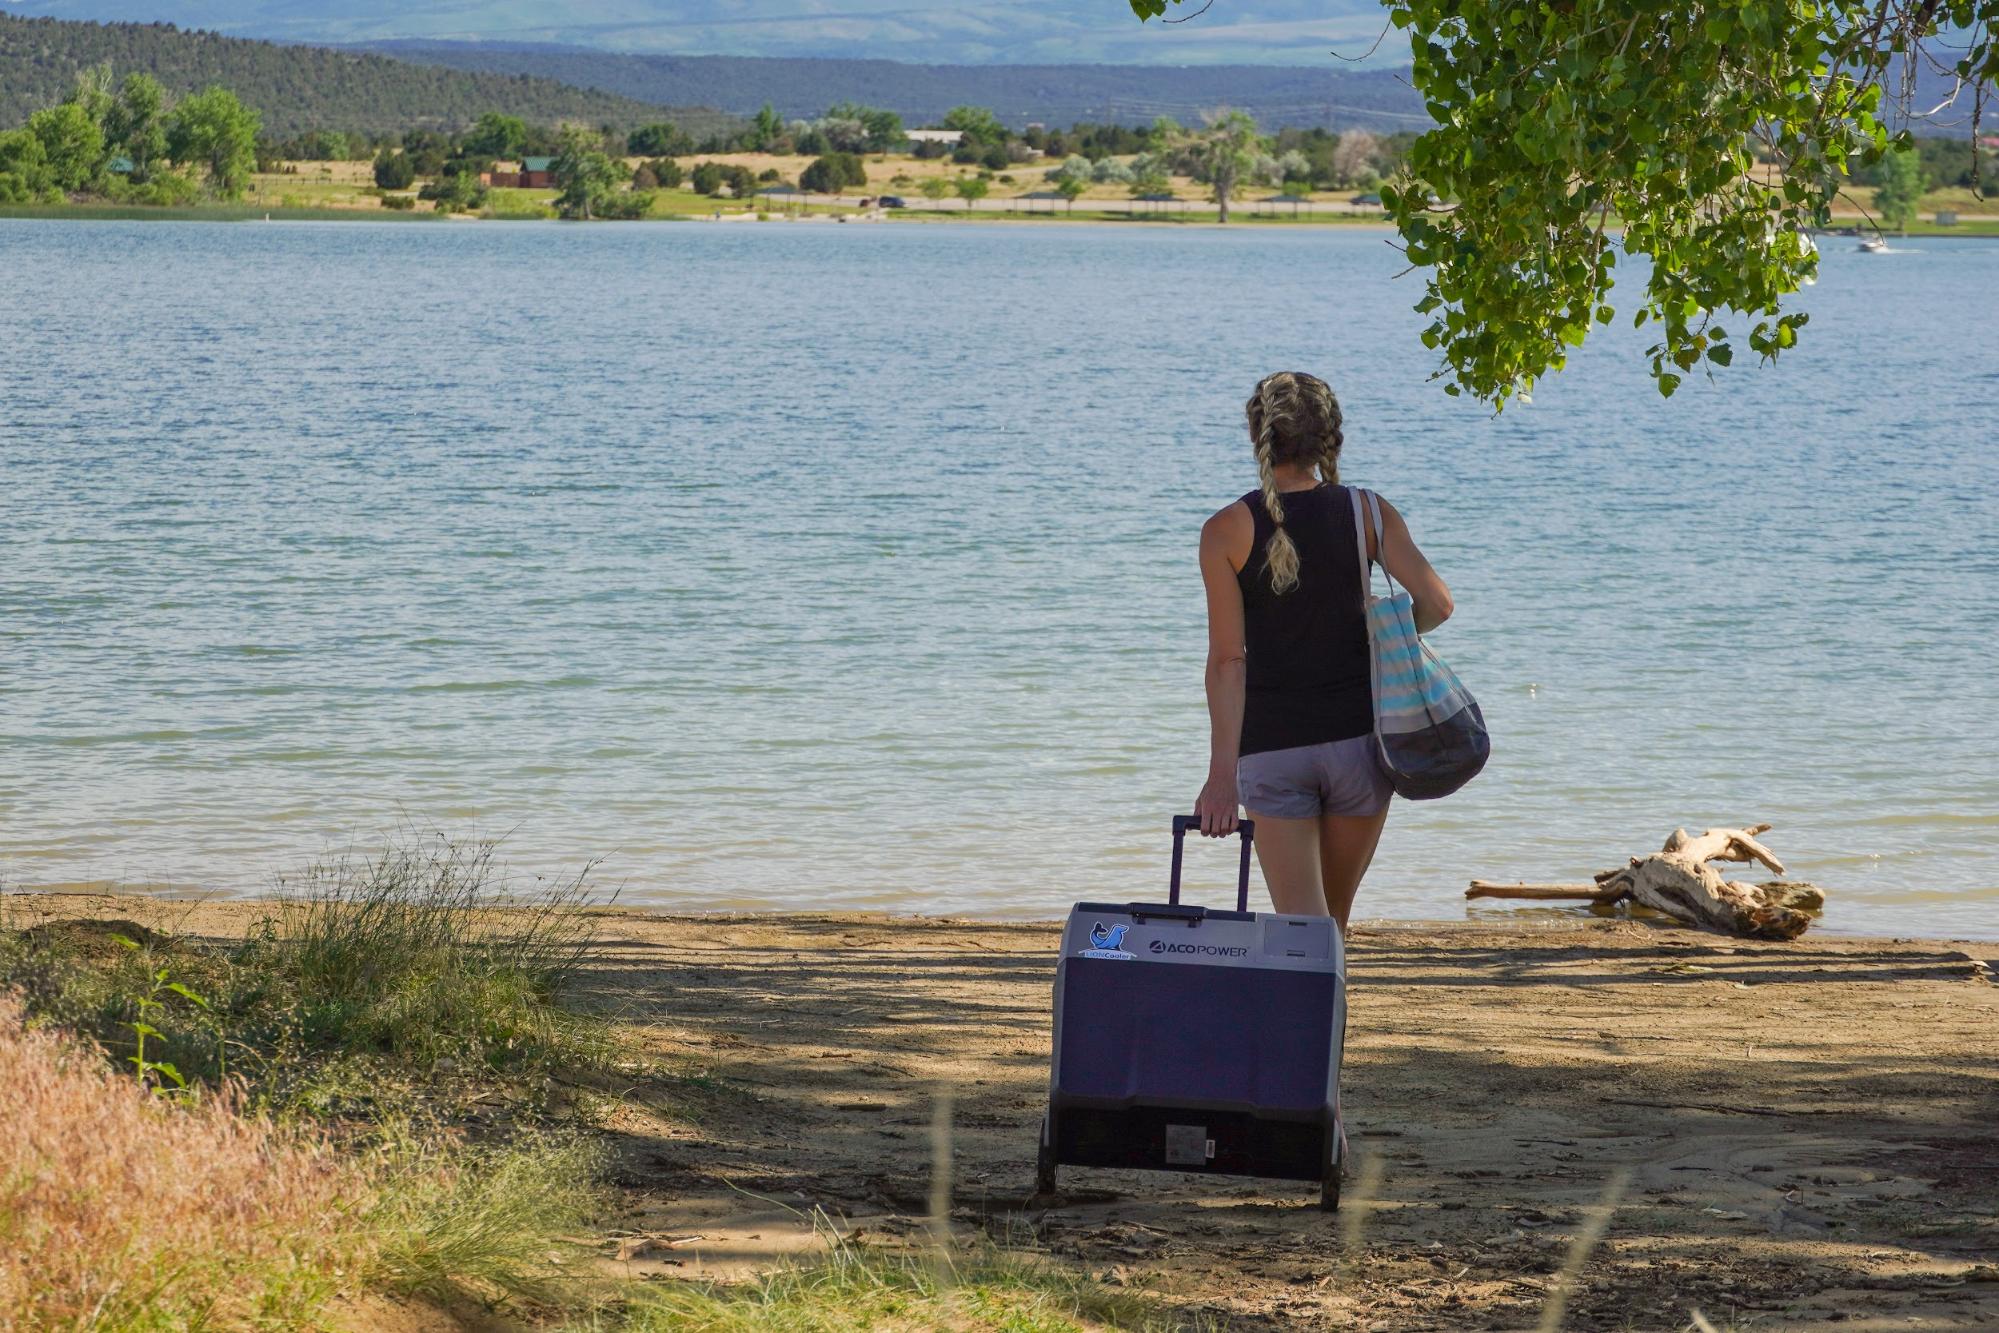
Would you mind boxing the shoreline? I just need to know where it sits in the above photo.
[12,882,1999,948]
[6,201,1998,239]
[9,889,1998,1328]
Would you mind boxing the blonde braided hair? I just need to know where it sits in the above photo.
[1245,371,1345,595]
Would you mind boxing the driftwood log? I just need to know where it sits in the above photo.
[1468,824,1827,940]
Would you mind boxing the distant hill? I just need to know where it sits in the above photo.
[0,0,1402,66]
[0,14,737,137]
[359,43,1433,132]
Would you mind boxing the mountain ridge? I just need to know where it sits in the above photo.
[0,14,735,136]
[358,41,1431,130]
[0,0,1404,67]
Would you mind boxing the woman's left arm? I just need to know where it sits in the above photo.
[1376,497,1455,634]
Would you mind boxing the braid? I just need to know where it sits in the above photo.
[1250,380,1303,594]
[1317,394,1344,484]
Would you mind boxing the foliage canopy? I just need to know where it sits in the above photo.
[1123,0,1999,405]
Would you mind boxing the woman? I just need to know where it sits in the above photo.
[1192,371,1454,931]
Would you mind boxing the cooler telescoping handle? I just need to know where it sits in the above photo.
[1168,815,1256,912]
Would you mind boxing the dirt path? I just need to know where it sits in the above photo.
[581,912,1999,1330]
[16,895,1999,1329]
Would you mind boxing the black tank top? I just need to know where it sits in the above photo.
[1234,484,1372,756]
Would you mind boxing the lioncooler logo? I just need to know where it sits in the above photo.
[1081,921,1133,960]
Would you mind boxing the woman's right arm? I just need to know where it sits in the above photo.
[1374,497,1455,634]
[1194,504,1251,837]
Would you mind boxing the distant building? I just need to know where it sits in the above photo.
[904,130,965,149]
[106,156,134,176]
[484,157,557,189]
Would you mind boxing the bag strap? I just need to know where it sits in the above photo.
[1349,486,1372,602]
[1350,486,1404,600]
[1364,489,1402,597]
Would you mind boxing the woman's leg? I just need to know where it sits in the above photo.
[1317,806,1389,934]
[1251,814,1330,916]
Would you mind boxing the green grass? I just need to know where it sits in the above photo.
[484,186,557,218]
[1850,217,1999,236]
[0,201,446,222]
[615,1222,1204,1333]
[0,831,611,1112]
[368,1126,609,1307]
[261,833,606,1071]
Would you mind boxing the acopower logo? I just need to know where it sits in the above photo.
[1149,939,1250,958]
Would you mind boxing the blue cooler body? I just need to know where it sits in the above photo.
[1036,817,1347,1210]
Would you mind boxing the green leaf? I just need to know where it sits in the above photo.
[1657,373,1683,398]
[1706,344,1733,366]
[165,982,210,1008]
[130,1021,163,1040]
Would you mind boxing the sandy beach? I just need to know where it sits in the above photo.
[10,891,1996,1330]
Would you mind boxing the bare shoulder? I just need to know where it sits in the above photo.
[1201,498,1254,572]
[1201,498,1252,543]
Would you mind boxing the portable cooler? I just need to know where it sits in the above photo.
[1035,816,1347,1210]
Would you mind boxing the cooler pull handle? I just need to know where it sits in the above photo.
[1168,815,1256,912]
[1127,902,1206,923]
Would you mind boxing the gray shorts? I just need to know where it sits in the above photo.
[1238,734,1392,819]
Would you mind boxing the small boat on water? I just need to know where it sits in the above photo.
[1857,236,1888,253]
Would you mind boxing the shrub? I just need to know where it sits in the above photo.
[632,162,658,190]
[595,189,655,220]
[800,156,838,193]
[373,148,415,190]
[801,152,867,193]
[418,170,488,214]
[648,157,684,188]
[380,193,416,210]
[689,160,725,195]
[103,169,200,206]
[256,833,600,1070]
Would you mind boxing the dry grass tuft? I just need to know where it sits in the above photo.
[0,995,377,1329]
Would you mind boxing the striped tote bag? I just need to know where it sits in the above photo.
[1350,488,1490,800]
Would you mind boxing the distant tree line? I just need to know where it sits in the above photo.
[1847,134,1997,193]
[0,64,258,203]
[1036,120,1417,194]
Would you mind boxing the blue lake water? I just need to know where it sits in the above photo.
[2,217,1995,936]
